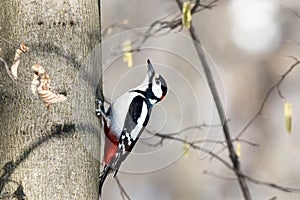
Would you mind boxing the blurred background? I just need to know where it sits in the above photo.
[100,0,300,199]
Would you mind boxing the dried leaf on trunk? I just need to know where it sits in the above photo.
[31,64,48,95]
[31,78,39,96]
[31,64,66,110]
[37,90,67,110]
[11,43,29,79]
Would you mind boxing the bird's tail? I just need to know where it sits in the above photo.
[99,165,112,198]
[99,150,126,198]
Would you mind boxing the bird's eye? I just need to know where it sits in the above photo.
[155,79,161,85]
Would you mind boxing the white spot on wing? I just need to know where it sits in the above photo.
[125,132,132,145]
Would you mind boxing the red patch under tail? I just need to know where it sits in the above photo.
[103,120,118,165]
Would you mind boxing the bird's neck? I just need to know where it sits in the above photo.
[130,87,159,107]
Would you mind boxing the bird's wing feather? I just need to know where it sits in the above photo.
[120,95,150,151]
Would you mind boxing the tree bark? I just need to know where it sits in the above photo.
[0,0,101,199]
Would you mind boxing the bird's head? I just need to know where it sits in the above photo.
[142,59,167,104]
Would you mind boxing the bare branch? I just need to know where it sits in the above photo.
[194,138,259,148]
[203,170,236,181]
[285,39,300,46]
[204,170,300,194]
[245,175,300,193]
[281,5,300,18]
[237,58,300,139]
[102,20,130,38]
[115,176,131,200]
[191,0,219,14]
[153,132,233,170]
[191,0,200,13]
[237,139,260,147]
[148,135,258,149]
[150,130,258,172]
[103,0,218,57]
[0,57,15,81]
[144,122,259,148]
[0,57,28,88]
[268,197,277,200]
[172,0,252,198]
[146,122,221,136]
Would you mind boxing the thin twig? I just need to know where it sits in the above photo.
[144,133,258,149]
[192,0,219,13]
[0,39,39,88]
[145,122,259,148]
[0,57,22,86]
[104,0,217,57]
[194,138,259,147]
[237,58,300,139]
[146,123,221,136]
[285,39,300,46]
[173,0,252,199]
[191,0,200,13]
[204,170,300,193]
[203,170,236,181]
[154,133,300,194]
[115,176,131,200]
[152,134,256,172]
[281,5,300,18]
[154,132,233,170]
[245,175,300,193]
[268,197,277,200]
[209,146,226,161]
[238,139,259,147]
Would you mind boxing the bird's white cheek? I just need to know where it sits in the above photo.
[152,84,162,99]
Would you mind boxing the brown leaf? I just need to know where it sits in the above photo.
[37,90,67,110]
[32,63,46,75]
[31,64,45,95]
[31,64,50,93]
[20,43,29,53]
[11,43,29,79]
[40,73,50,90]
[31,79,39,96]
[11,49,22,79]
[31,64,66,110]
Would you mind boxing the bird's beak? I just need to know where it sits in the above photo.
[147,59,155,78]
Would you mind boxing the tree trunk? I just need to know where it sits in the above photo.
[0,0,101,199]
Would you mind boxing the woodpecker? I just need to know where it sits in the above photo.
[96,59,167,197]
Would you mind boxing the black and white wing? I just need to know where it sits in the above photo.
[112,94,151,175]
